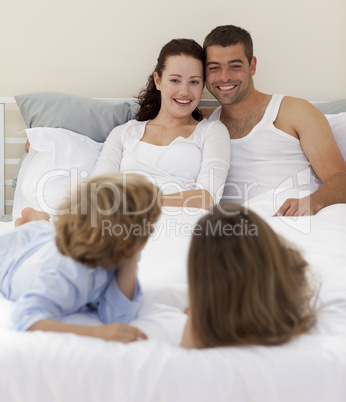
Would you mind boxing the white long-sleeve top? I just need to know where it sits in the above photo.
[92,119,231,204]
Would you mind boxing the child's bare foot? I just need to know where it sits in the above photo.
[14,217,26,227]
[15,207,50,227]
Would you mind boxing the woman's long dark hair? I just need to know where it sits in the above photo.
[136,38,205,122]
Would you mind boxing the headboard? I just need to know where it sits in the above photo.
[0,96,219,219]
[0,97,25,218]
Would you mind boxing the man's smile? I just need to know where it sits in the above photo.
[216,84,236,91]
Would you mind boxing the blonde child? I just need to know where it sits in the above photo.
[181,203,317,348]
[0,173,161,342]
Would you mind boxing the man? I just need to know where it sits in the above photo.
[203,25,346,216]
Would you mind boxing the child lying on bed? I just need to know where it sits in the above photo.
[0,173,161,342]
[181,203,317,349]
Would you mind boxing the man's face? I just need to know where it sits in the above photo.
[205,44,256,105]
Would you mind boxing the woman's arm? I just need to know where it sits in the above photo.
[194,121,231,205]
[28,320,147,342]
[91,125,125,177]
[160,189,213,210]
[160,121,230,210]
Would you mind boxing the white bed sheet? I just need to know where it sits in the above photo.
[0,199,346,402]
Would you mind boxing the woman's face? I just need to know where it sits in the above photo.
[154,55,204,120]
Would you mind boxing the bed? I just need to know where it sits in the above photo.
[0,93,346,402]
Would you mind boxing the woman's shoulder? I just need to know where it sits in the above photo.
[109,119,146,132]
[197,118,230,137]
[107,119,148,140]
[125,119,148,126]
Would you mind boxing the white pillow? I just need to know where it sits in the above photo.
[326,113,346,160]
[13,127,103,219]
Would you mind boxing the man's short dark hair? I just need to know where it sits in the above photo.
[203,25,253,64]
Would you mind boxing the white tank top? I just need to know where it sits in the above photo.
[209,94,322,204]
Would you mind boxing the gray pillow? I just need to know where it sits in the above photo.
[312,99,346,114]
[15,92,135,142]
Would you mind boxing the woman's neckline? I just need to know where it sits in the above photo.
[139,119,205,147]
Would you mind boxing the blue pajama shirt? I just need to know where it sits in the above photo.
[0,221,141,331]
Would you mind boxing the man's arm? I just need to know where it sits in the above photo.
[275,97,346,216]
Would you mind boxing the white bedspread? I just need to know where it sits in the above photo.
[0,197,346,402]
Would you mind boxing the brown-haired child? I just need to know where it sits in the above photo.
[181,203,317,348]
[0,173,161,342]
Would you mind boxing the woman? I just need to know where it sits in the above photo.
[181,203,317,348]
[92,39,230,210]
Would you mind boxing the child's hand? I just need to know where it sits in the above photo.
[28,320,147,343]
[93,323,147,343]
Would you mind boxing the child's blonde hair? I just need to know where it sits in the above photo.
[55,173,161,269]
[188,203,317,348]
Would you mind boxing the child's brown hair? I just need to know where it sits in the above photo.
[188,203,317,348]
[55,173,161,269]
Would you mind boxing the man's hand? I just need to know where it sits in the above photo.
[274,195,316,217]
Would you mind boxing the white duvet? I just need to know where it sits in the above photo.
[1,195,346,402]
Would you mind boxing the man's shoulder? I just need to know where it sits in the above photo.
[202,106,219,119]
[204,106,221,121]
[279,96,326,126]
[280,95,316,113]
[277,95,328,136]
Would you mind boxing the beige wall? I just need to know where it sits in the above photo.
[1,0,345,101]
[1,0,346,212]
